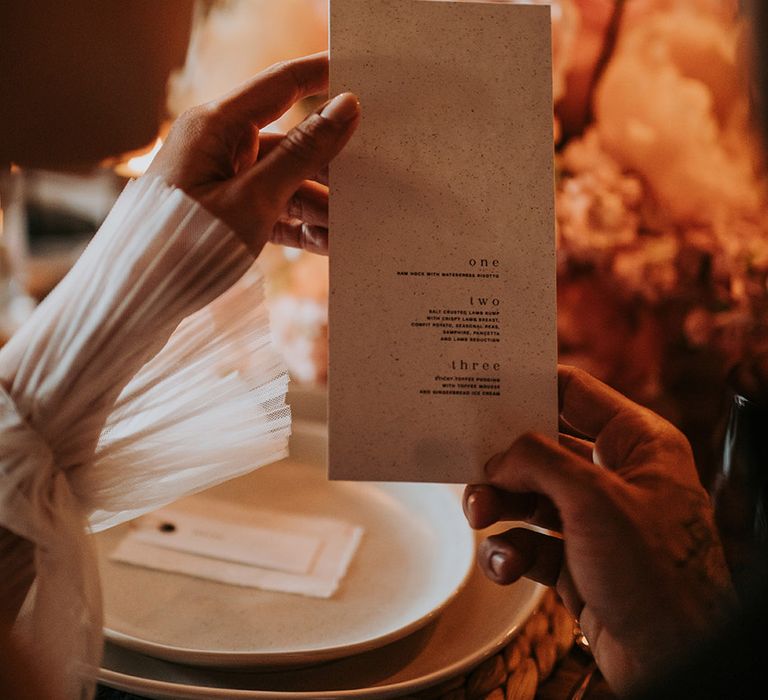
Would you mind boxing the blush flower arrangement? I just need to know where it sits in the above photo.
[548,2,763,479]
[552,0,768,477]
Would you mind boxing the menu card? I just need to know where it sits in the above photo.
[329,0,557,483]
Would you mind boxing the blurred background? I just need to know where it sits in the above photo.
[0,0,762,484]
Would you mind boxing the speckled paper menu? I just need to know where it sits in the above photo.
[329,0,557,483]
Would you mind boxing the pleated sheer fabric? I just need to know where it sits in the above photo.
[0,176,291,699]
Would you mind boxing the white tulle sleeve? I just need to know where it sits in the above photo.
[0,176,290,699]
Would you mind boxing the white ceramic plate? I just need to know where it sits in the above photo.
[97,525,543,699]
[96,421,476,667]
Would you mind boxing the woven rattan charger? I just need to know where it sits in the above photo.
[398,589,615,700]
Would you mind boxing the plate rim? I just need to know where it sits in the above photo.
[100,479,475,667]
[97,579,545,699]
[99,424,477,667]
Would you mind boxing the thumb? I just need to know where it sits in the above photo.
[243,92,360,214]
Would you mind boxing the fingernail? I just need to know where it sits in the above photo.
[465,492,479,524]
[300,223,328,255]
[489,551,507,578]
[320,92,360,124]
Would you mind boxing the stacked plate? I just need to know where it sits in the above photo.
[95,387,543,699]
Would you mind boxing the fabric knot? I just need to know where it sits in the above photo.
[0,384,57,545]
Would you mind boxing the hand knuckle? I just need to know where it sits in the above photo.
[287,193,304,220]
[280,116,326,163]
[269,59,291,76]
[483,450,509,479]
[171,104,217,141]
[264,59,303,93]
[181,103,215,126]
[660,423,694,458]
[260,60,287,83]
[636,409,690,452]
[517,431,549,452]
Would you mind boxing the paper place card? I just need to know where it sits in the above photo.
[329,0,558,483]
[110,499,364,599]
[127,509,321,575]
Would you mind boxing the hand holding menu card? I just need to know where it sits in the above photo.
[329,0,557,483]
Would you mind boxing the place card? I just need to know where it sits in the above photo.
[110,499,364,599]
[329,0,557,483]
[125,508,321,575]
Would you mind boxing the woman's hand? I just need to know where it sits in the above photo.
[148,52,359,256]
[463,365,736,694]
